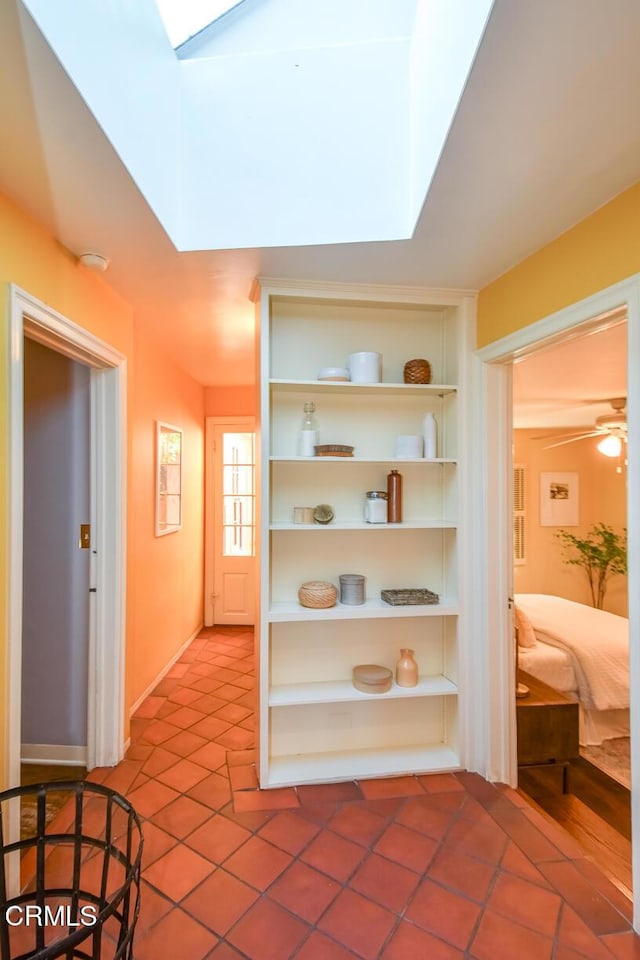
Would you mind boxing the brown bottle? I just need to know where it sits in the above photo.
[387,469,402,523]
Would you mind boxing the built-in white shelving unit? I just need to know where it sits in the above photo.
[254,279,475,787]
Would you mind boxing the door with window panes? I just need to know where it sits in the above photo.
[213,427,256,624]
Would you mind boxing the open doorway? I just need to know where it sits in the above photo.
[22,337,92,774]
[5,285,127,805]
[477,273,640,926]
[512,318,630,894]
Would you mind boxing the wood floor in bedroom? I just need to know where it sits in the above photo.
[519,757,632,896]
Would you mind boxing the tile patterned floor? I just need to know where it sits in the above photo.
[74,628,640,957]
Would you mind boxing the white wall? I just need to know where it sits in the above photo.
[409,0,493,225]
[20,0,181,237]
[19,0,490,251]
[180,39,410,249]
[181,0,418,56]
[22,339,90,748]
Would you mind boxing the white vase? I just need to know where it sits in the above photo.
[423,412,437,459]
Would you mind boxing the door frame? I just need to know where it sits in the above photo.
[475,273,640,926]
[5,284,127,789]
[204,416,255,626]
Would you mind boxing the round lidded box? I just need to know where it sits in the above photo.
[298,580,337,608]
[339,573,365,605]
[352,663,392,694]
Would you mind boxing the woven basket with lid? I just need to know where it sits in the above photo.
[298,580,338,608]
[403,358,432,384]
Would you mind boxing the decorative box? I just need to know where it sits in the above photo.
[352,664,392,694]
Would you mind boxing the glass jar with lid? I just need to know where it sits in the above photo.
[364,490,388,524]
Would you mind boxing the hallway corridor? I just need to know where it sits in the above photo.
[80,626,638,959]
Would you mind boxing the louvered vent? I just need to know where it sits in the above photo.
[513,464,526,564]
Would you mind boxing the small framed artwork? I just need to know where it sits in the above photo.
[156,421,182,536]
[539,472,579,526]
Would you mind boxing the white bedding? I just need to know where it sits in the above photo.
[518,638,577,696]
[515,593,628,713]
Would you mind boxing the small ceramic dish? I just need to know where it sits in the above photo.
[318,367,350,381]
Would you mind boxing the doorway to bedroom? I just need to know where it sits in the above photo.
[511,314,631,895]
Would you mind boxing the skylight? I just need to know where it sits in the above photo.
[155,0,244,48]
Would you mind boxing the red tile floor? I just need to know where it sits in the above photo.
[84,627,639,959]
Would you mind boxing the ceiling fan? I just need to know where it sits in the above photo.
[539,397,627,455]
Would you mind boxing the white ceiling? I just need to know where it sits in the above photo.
[513,321,627,429]
[2,0,640,388]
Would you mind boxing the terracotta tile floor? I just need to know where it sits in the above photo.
[78,626,639,959]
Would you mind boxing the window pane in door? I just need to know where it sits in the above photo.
[223,524,254,557]
[223,495,254,526]
[222,432,255,558]
[223,433,254,465]
[223,464,253,496]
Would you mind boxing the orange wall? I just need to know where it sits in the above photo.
[130,326,205,703]
[204,384,256,416]
[514,429,627,616]
[477,180,640,345]
[0,189,205,782]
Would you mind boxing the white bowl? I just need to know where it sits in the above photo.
[318,366,350,381]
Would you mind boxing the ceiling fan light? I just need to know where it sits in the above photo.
[597,435,622,457]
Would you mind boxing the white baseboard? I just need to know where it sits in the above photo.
[128,623,203,717]
[21,744,88,766]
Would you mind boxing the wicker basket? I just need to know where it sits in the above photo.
[381,588,439,605]
[298,580,338,608]
[403,358,432,384]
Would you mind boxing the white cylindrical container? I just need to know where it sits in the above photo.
[364,491,388,523]
[395,434,423,459]
[423,412,437,459]
[347,351,382,383]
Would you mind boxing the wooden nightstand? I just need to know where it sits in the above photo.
[516,670,579,797]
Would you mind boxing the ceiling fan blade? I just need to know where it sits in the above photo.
[534,430,593,442]
[543,432,601,450]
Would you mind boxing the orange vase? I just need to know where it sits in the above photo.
[396,648,418,687]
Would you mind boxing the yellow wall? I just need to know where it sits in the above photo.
[477,180,640,345]
[514,429,627,616]
[0,190,205,786]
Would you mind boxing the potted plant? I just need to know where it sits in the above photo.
[555,523,627,609]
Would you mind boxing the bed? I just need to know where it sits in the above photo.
[515,593,629,746]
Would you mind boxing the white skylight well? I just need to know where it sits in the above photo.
[155,0,245,48]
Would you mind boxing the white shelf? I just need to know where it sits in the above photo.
[270,378,457,397]
[268,598,458,622]
[266,744,461,787]
[259,281,467,788]
[269,675,457,706]
[270,456,457,464]
[270,520,457,531]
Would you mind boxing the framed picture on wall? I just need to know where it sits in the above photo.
[539,471,579,526]
[156,421,182,536]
